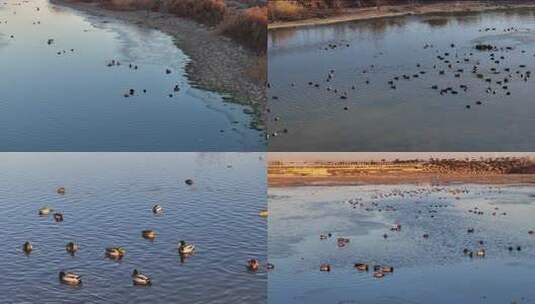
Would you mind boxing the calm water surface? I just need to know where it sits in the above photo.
[269,184,535,304]
[0,0,263,151]
[268,10,535,151]
[0,153,266,303]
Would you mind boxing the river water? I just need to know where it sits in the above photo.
[269,184,535,304]
[268,9,535,151]
[0,153,266,303]
[0,0,263,151]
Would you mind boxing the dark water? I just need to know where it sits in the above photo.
[0,0,263,151]
[269,184,535,304]
[0,153,266,303]
[268,10,535,151]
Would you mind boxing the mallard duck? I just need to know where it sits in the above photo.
[132,269,151,286]
[152,205,163,214]
[59,271,81,285]
[374,271,385,278]
[354,263,369,272]
[382,266,394,273]
[178,241,195,255]
[259,209,268,218]
[266,263,275,270]
[23,241,32,254]
[57,187,66,194]
[476,248,486,257]
[248,259,260,271]
[319,263,330,272]
[142,230,156,240]
[38,207,53,216]
[54,213,64,222]
[66,242,79,254]
[106,247,125,258]
[185,179,193,186]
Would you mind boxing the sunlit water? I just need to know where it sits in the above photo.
[0,153,266,303]
[269,184,535,304]
[268,9,535,151]
[0,0,263,151]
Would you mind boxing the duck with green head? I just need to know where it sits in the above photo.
[132,269,151,286]
[178,240,195,255]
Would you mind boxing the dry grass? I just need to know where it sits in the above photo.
[220,6,267,53]
[167,0,228,25]
[268,1,304,21]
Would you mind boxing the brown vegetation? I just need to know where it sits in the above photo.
[67,0,267,52]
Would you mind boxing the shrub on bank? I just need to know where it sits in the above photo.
[167,0,227,26]
[220,6,267,53]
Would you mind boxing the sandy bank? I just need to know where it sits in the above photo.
[269,174,535,187]
[268,1,535,30]
[52,0,266,129]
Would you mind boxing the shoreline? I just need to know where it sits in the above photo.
[268,1,535,30]
[269,174,535,187]
[52,0,266,130]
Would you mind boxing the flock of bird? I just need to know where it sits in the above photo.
[308,186,534,280]
[267,24,535,139]
[22,179,267,287]
[1,2,186,103]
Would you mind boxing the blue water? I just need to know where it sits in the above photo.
[0,0,264,151]
[268,9,535,151]
[269,184,535,304]
[0,153,267,303]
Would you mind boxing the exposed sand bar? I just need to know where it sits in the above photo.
[52,0,266,128]
[269,174,535,187]
[268,1,535,29]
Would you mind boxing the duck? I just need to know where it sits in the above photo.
[23,241,32,254]
[57,187,65,194]
[185,179,194,186]
[319,263,331,272]
[54,213,64,222]
[382,266,394,273]
[248,259,260,271]
[476,248,486,257]
[59,271,81,285]
[66,242,79,254]
[178,240,195,255]
[354,263,369,271]
[132,269,151,286]
[259,209,268,218]
[142,230,157,240]
[266,263,275,270]
[39,207,53,216]
[106,247,126,259]
[152,204,163,214]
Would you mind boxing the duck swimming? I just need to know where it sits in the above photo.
[178,240,195,255]
[354,263,369,271]
[248,259,260,271]
[23,241,32,254]
[38,207,53,216]
[59,271,81,285]
[320,263,331,272]
[142,230,157,240]
[54,213,64,222]
[152,204,163,214]
[132,269,151,286]
[66,242,79,254]
[185,179,194,186]
[106,247,126,259]
[57,187,66,194]
[259,209,268,218]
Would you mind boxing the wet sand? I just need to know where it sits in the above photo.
[269,174,535,187]
[269,1,535,29]
[52,0,266,129]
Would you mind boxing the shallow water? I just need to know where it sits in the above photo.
[268,9,535,151]
[0,0,263,151]
[269,184,535,304]
[0,153,266,303]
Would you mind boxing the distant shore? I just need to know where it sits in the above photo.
[268,1,535,30]
[52,0,266,129]
[269,174,535,187]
